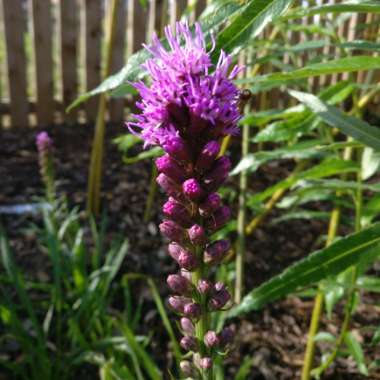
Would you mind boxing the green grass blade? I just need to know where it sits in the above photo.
[290,90,380,151]
[230,222,380,316]
[212,0,293,58]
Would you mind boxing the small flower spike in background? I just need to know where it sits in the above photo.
[128,22,241,379]
[36,131,55,203]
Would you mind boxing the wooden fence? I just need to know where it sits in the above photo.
[0,0,206,128]
[0,0,378,129]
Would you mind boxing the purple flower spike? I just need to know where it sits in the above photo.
[167,274,192,295]
[180,317,195,335]
[180,336,198,352]
[204,239,231,264]
[196,140,221,171]
[36,131,52,152]
[188,224,207,245]
[159,220,185,242]
[163,198,192,227]
[155,154,185,182]
[182,178,203,201]
[184,302,201,320]
[127,21,241,368]
[204,330,220,348]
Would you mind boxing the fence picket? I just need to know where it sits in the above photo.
[60,0,79,123]
[109,0,127,123]
[32,0,54,126]
[83,0,102,122]
[2,0,29,127]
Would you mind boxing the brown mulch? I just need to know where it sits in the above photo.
[1,123,379,380]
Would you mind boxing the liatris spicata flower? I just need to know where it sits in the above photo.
[36,131,55,203]
[128,21,241,378]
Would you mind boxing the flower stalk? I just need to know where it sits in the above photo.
[36,131,55,203]
[128,22,241,378]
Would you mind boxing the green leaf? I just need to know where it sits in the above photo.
[248,158,359,206]
[357,276,380,293]
[229,222,380,316]
[213,0,293,58]
[123,147,163,164]
[289,90,380,151]
[344,332,369,376]
[231,140,324,175]
[292,1,380,18]
[361,147,380,180]
[242,56,380,93]
[234,356,254,380]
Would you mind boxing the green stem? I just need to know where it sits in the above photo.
[192,262,212,380]
[301,206,341,380]
[235,115,249,304]
[313,149,363,378]
[86,0,119,216]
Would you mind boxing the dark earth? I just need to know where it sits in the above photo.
[1,123,379,380]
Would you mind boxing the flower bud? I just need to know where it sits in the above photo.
[199,357,212,370]
[197,279,212,294]
[204,240,230,264]
[168,243,199,270]
[36,131,52,152]
[155,154,185,182]
[188,224,207,245]
[219,325,235,346]
[167,274,192,295]
[159,220,185,242]
[209,284,231,310]
[196,140,220,171]
[203,156,231,191]
[184,302,201,319]
[182,178,203,201]
[162,135,191,162]
[204,330,220,348]
[178,250,199,271]
[205,206,231,231]
[199,192,221,217]
[156,173,182,199]
[180,317,195,335]
[180,361,194,377]
[168,296,191,313]
[180,335,198,351]
[163,198,192,227]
